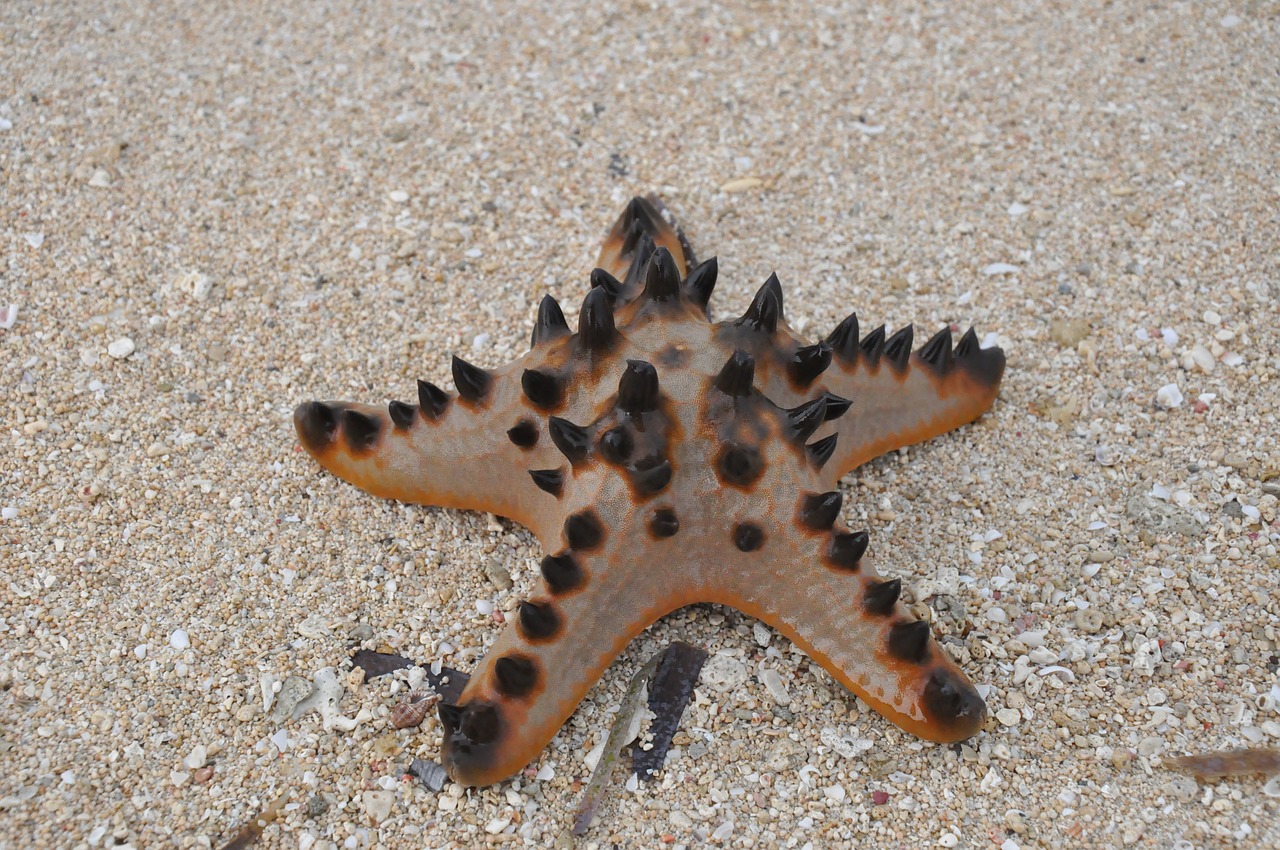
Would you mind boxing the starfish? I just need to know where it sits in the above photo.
[294,196,1006,787]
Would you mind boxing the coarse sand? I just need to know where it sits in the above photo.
[3,1,1279,847]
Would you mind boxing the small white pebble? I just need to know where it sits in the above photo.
[169,629,190,650]
[1202,309,1222,324]
[133,644,148,660]
[823,784,846,802]
[1029,647,1058,665]
[24,232,44,249]
[269,729,291,751]
[1155,383,1183,409]
[1007,203,1028,216]
[760,668,792,706]
[107,337,136,359]
[1160,327,1179,345]
[472,332,490,350]
[475,599,494,616]
[0,304,19,329]
[981,262,1019,276]
[1002,840,1021,850]
[535,764,555,781]
[752,621,773,647]
[0,118,12,131]
[996,708,1021,726]
[389,190,410,203]
[1188,345,1215,373]
[183,744,207,769]
[939,833,959,848]
[1,507,17,520]
[1221,14,1241,27]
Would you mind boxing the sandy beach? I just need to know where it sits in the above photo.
[3,1,1279,847]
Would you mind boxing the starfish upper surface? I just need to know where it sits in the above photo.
[294,196,1006,786]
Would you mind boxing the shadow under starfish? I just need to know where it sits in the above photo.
[294,195,1006,787]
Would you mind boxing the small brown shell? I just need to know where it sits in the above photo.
[390,690,436,729]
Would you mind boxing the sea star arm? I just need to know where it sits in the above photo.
[292,196,697,538]
[438,508,698,786]
[437,487,986,786]
[813,322,1006,487]
[710,504,987,744]
[292,360,565,541]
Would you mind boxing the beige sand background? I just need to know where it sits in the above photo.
[3,1,1279,847]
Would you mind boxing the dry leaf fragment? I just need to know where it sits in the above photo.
[1167,747,1280,780]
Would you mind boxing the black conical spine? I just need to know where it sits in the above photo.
[714,350,755,397]
[548,417,590,466]
[684,256,718,311]
[494,656,538,698]
[738,273,783,333]
[806,433,838,468]
[437,702,463,732]
[590,268,623,302]
[388,400,416,429]
[642,247,681,301]
[863,578,901,615]
[621,218,646,255]
[507,419,538,448]
[518,601,561,641]
[821,392,852,421]
[617,360,660,417]
[460,704,499,743]
[342,409,380,451]
[888,620,931,664]
[531,294,570,346]
[540,553,582,594]
[788,341,832,387]
[521,368,563,410]
[860,325,886,361]
[529,468,564,497]
[919,327,953,371]
[451,355,492,404]
[827,313,860,361]
[417,379,450,419]
[884,325,914,369]
[599,427,633,464]
[786,396,829,443]
[799,491,843,529]
[578,287,617,352]
[828,530,869,569]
